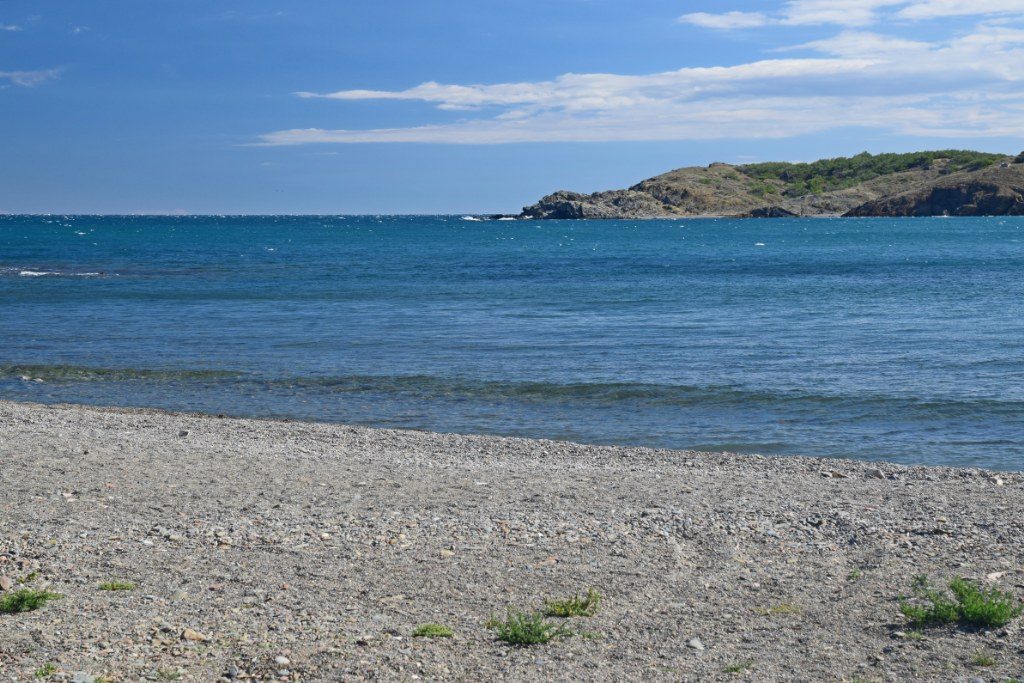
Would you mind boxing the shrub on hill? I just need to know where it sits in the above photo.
[741,150,1003,195]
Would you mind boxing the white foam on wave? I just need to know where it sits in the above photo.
[17,269,104,278]
[461,216,483,222]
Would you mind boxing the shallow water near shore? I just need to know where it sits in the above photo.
[2,214,1023,470]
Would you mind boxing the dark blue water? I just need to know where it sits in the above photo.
[3,214,1023,470]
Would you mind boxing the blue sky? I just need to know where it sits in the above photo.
[2,0,1023,214]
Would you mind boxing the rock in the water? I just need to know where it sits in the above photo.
[743,205,798,218]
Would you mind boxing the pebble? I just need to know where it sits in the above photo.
[274,656,291,666]
[71,674,95,683]
[687,637,705,651]
[865,468,886,479]
[0,576,12,591]
[182,628,210,642]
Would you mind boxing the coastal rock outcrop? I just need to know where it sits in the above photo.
[520,190,672,219]
[844,163,1024,217]
[520,150,1024,219]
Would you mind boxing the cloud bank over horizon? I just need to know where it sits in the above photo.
[261,1,1024,146]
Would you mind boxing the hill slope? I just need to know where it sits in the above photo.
[520,151,1024,219]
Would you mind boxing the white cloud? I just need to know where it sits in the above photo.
[898,0,1024,19]
[678,11,769,29]
[261,21,1024,145]
[0,68,61,87]
[680,0,1024,28]
[0,23,22,31]
[296,58,880,114]
[789,30,933,56]
[782,0,906,26]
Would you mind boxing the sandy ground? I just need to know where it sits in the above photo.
[1,400,1023,682]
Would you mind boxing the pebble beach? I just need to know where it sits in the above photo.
[2,400,1023,681]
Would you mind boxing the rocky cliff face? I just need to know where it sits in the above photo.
[844,163,1024,217]
[520,152,1024,219]
[519,190,673,219]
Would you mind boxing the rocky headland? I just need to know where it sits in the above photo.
[520,150,1024,219]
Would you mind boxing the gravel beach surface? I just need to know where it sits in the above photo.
[1,400,1022,681]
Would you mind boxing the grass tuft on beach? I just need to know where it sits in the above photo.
[0,588,62,615]
[487,609,571,646]
[411,623,453,638]
[99,580,136,592]
[899,575,1022,629]
[33,663,58,679]
[544,588,601,618]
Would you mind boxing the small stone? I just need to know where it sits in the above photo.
[0,576,12,591]
[988,476,1004,486]
[225,665,240,679]
[178,430,189,437]
[71,674,96,683]
[274,656,291,666]
[439,549,455,558]
[182,628,210,642]
[865,468,886,479]
[687,637,705,651]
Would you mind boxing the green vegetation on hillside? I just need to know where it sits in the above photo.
[741,150,1003,195]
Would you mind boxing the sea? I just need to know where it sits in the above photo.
[2,214,1023,471]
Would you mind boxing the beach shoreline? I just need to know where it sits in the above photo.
[2,399,1022,680]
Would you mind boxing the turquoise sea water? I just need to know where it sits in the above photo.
[2,214,1023,470]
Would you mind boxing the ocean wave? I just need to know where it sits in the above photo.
[1,364,244,382]
[4,268,109,278]
[4,364,1022,418]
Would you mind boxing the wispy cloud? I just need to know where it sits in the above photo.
[678,12,769,29]
[0,23,22,31]
[0,67,61,87]
[259,19,1024,146]
[897,0,1024,19]
[679,0,1024,28]
[295,58,880,112]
